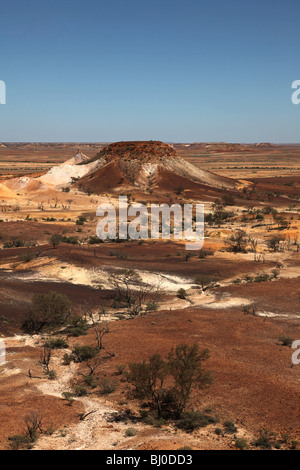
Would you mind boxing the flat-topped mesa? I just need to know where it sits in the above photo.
[85,141,177,165]
[75,140,238,195]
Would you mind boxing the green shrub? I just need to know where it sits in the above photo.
[19,251,38,263]
[84,375,97,388]
[278,335,294,347]
[98,379,117,395]
[8,434,32,450]
[44,338,68,350]
[73,385,88,397]
[47,370,57,380]
[224,420,238,434]
[194,274,217,290]
[116,364,126,375]
[62,392,75,405]
[254,273,271,283]
[72,346,98,363]
[127,344,212,419]
[235,438,249,450]
[125,428,137,437]
[22,291,72,334]
[63,315,89,337]
[215,427,223,436]
[62,353,73,366]
[253,429,277,450]
[176,411,218,433]
[177,288,188,299]
[50,234,62,248]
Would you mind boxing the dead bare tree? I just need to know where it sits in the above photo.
[40,347,52,374]
[24,410,44,442]
[79,410,96,421]
[248,236,258,253]
[94,323,109,351]
[254,253,265,263]
[84,355,103,376]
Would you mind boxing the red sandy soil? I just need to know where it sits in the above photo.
[0,343,83,449]
[68,305,300,444]
[0,142,299,450]
[250,176,300,199]
[76,160,132,194]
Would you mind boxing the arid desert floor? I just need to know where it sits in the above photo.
[0,142,299,450]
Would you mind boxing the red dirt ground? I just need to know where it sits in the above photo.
[70,306,300,443]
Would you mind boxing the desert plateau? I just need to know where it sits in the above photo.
[0,141,299,451]
[1,0,299,455]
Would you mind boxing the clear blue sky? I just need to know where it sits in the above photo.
[0,0,299,142]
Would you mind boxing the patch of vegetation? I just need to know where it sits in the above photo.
[176,411,218,433]
[76,216,87,226]
[253,429,277,450]
[224,420,238,434]
[62,392,75,406]
[44,338,68,350]
[235,438,249,450]
[73,385,88,397]
[22,292,72,334]
[72,345,98,363]
[125,427,138,437]
[62,315,89,337]
[98,379,117,395]
[49,234,62,249]
[194,274,217,290]
[225,230,248,253]
[127,343,213,419]
[278,335,294,347]
[177,288,188,299]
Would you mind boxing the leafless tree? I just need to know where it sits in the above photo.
[40,347,52,374]
[24,410,44,442]
[248,236,258,253]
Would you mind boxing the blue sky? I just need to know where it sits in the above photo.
[0,0,299,142]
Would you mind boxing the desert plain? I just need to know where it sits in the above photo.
[0,141,299,450]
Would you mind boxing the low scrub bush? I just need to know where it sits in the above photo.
[176,411,218,433]
[72,346,98,363]
[98,379,117,395]
[44,338,68,350]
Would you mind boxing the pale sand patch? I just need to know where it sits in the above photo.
[193,292,252,309]
[10,259,196,293]
[0,367,22,377]
[257,311,300,319]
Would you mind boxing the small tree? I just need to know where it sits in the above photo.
[194,274,217,291]
[22,292,72,334]
[177,288,188,299]
[167,344,213,417]
[24,411,43,442]
[127,354,169,418]
[50,234,62,249]
[225,230,247,253]
[127,343,212,419]
[267,235,284,252]
[40,347,52,374]
[110,269,162,316]
[221,194,236,206]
